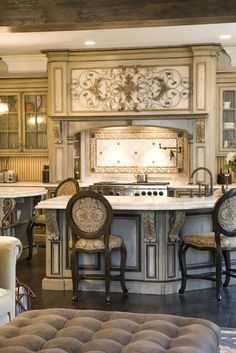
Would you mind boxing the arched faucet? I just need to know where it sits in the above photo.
[189,167,213,196]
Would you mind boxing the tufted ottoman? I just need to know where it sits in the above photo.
[0,308,220,353]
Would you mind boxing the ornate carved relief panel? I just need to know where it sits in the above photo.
[70,65,192,115]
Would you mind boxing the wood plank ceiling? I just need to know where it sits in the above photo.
[0,0,236,32]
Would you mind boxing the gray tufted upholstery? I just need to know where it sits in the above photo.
[0,308,220,353]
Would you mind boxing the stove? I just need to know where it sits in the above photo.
[91,181,169,197]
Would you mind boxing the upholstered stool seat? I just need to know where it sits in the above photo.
[183,232,236,248]
[75,234,123,250]
[0,308,220,353]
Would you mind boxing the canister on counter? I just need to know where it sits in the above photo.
[217,169,229,185]
[42,165,49,183]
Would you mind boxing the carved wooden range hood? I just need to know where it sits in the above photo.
[45,45,219,182]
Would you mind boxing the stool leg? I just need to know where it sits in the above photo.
[26,220,34,262]
[71,249,79,303]
[223,250,231,287]
[120,242,128,295]
[178,241,188,294]
[215,246,222,302]
[104,249,111,303]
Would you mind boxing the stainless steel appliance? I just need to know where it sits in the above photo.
[91,182,169,197]
[4,170,17,183]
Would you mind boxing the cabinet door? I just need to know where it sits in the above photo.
[23,93,47,151]
[0,95,20,151]
[220,88,236,151]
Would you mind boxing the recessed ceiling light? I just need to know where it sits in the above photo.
[219,34,232,39]
[84,40,96,46]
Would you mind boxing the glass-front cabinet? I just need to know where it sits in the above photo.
[0,78,48,156]
[219,88,236,151]
[23,94,47,150]
[0,95,20,150]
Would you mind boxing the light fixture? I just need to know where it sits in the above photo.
[219,34,232,39]
[84,40,96,46]
[0,100,9,114]
[28,115,43,125]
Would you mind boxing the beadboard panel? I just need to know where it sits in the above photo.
[0,156,49,181]
[217,155,227,172]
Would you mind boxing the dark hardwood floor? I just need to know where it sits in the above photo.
[16,247,236,328]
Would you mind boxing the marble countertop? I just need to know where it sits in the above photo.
[0,186,47,198]
[36,191,221,211]
[0,182,58,187]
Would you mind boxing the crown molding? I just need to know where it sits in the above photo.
[223,47,236,67]
[1,54,47,73]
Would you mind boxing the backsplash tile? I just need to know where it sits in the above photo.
[89,126,188,175]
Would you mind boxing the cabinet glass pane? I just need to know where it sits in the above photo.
[24,94,47,149]
[8,114,18,131]
[223,90,235,109]
[0,95,18,149]
[222,90,236,149]
[9,133,18,149]
[0,115,8,131]
[25,132,37,149]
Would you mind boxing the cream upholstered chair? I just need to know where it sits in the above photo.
[27,177,79,261]
[179,188,236,301]
[66,190,128,303]
[0,236,22,325]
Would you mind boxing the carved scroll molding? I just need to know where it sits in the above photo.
[45,210,60,240]
[52,121,63,144]
[71,65,192,113]
[0,198,16,236]
[196,117,206,143]
[143,211,156,242]
[168,210,186,241]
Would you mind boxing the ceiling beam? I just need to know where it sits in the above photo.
[0,0,236,33]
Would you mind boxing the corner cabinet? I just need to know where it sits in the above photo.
[0,78,48,156]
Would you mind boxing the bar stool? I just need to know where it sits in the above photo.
[27,177,79,261]
[179,188,236,301]
[66,190,128,303]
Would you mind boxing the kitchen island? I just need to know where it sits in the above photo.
[36,191,226,295]
[0,186,47,259]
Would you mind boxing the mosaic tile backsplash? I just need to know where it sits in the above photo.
[96,138,177,167]
[89,127,187,174]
